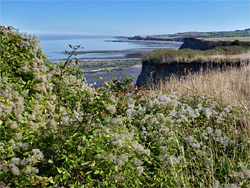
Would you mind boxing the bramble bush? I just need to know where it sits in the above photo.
[0,26,249,187]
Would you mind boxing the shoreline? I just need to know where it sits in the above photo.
[51,41,183,86]
[54,45,182,60]
[107,39,183,44]
[74,48,154,54]
[51,57,143,87]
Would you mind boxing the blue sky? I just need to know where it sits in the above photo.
[0,0,249,36]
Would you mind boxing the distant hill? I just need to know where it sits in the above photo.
[129,29,250,42]
[179,37,250,51]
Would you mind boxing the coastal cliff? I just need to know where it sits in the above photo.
[136,46,250,87]
[136,60,247,87]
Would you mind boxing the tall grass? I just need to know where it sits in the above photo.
[144,47,250,64]
[149,63,250,134]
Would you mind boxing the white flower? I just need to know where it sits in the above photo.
[10,165,20,176]
[28,113,36,121]
[117,154,128,166]
[224,184,238,188]
[206,127,213,134]
[132,141,150,155]
[11,158,21,165]
[113,174,124,181]
[137,104,146,115]
[31,167,39,174]
[220,136,230,147]
[167,156,180,165]
[25,168,32,174]
[202,108,213,119]
[22,143,29,150]
[9,121,17,129]
[16,114,22,122]
[20,66,30,73]
[160,146,168,152]
[32,149,41,154]
[112,139,124,148]
[185,136,195,143]
[196,104,203,110]
[111,117,123,125]
[62,116,69,124]
[108,153,117,163]
[105,104,116,114]
[35,152,44,160]
[215,129,222,137]
[136,166,144,175]
[14,133,22,141]
[159,125,169,133]
[192,142,201,148]
[0,163,8,172]
[21,90,28,96]
[132,158,143,166]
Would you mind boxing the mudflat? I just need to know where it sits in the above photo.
[52,58,143,87]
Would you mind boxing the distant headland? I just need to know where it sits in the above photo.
[114,28,250,43]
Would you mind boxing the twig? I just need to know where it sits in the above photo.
[57,47,80,141]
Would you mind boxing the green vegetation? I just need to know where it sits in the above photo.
[0,26,249,187]
[130,28,250,42]
[202,36,250,42]
[144,46,250,64]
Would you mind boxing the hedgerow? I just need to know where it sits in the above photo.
[0,26,249,187]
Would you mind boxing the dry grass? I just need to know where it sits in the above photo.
[201,36,250,42]
[150,63,250,134]
[150,64,250,106]
[144,47,250,64]
[203,51,250,63]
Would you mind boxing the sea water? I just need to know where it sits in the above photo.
[38,35,182,86]
[38,35,181,60]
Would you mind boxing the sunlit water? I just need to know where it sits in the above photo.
[38,35,182,85]
[38,35,181,60]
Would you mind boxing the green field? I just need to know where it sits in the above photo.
[129,28,250,42]
[201,36,250,42]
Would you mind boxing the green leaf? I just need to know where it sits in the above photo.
[94,170,100,174]
[57,168,64,173]
[81,161,91,166]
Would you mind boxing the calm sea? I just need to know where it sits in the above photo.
[38,35,181,60]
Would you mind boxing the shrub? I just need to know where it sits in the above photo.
[0,26,249,187]
[231,40,241,46]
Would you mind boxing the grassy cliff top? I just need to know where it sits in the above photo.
[201,36,250,42]
[144,46,250,64]
[129,29,250,42]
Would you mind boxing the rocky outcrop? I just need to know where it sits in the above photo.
[136,60,248,87]
[179,38,216,50]
[136,38,250,87]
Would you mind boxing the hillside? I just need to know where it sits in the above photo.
[129,28,250,42]
[179,37,250,50]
